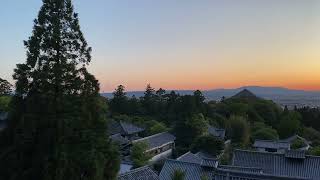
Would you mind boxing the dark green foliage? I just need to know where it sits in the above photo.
[191,135,224,156]
[278,111,301,138]
[228,102,249,116]
[0,96,11,112]
[207,112,227,128]
[302,127,320,142]
[174,113,208,147]
[172,169,185,180]
[291,138,305,150]
[148,122,168,135]
[141,84,157,115]
[251,122,279,140]
[227,116,250,146]
[297,107,320,131]
[252,101,280,126]
[252,128,279,140]
[131,142,151,168]
[109,85,129,115]
[212,95,281,128]
[0,0,119,179]
[309,146,320,156]
[0,78,12,96]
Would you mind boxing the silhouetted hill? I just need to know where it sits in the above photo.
[230,89,260,100]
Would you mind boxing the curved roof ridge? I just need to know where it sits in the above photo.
[216,167,310,180]
[219,165,262,170]
[132,131,170,142]
[165,158,204,166]
[119,165,150,175]
[118,165,159,180]
[235,148,278,154]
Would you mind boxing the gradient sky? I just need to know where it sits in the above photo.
[1,0,320,92]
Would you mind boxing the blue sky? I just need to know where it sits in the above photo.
[1,0,320,92]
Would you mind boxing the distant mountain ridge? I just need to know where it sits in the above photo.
[101,86,320,108]
[101,86,320,99]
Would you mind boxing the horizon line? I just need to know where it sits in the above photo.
[100,85,320,93]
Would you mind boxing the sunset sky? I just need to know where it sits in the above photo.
[1,0,320,92]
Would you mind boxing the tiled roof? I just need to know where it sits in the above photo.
[177,152,218,168]
[118,166,159,180]
[159,159,214,180]
[109,120,125,135]
[200,157,218,168]
[214,167,309,180]
[110,133,130,145]
[253,140,290,149]
[132,132,175,151]
[160,159,300,180]
[208,125,225,139]
[195,151,215,159]
[108,120,144,136]
[120,121,144,135]
[218,165,263,174]
[177,152,203,164]
[285,150,305,159]
[232,149,320,179]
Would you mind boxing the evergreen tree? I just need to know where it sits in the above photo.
[156,88,166,100]
[141,84,156,114]
[143,84,156,100]
[110,85,128,114]
[0,0,119,179]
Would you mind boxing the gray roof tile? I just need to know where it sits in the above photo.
[253,140,290,149]
[110,133,130,145]
[177,152,203,164]
[160,159,302,180]
[195,151,215,159]
[285,150,305,159]
[159,159,213,180]
[133,132,175,151]
[214,167,309,180]
[200,158,218,168]
[118,166,159,180]
[120,121,144,135]
[233,149,320,179]
[218,165,263,173]
[177,152,218,168]
[108,120,144,136]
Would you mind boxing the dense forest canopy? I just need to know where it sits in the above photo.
[107,84,320,156]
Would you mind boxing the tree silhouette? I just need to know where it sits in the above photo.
[0,0,119,179]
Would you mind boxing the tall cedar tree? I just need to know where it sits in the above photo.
[110,85,128,115]
[0,0,119,180]
[141,84,156,114]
